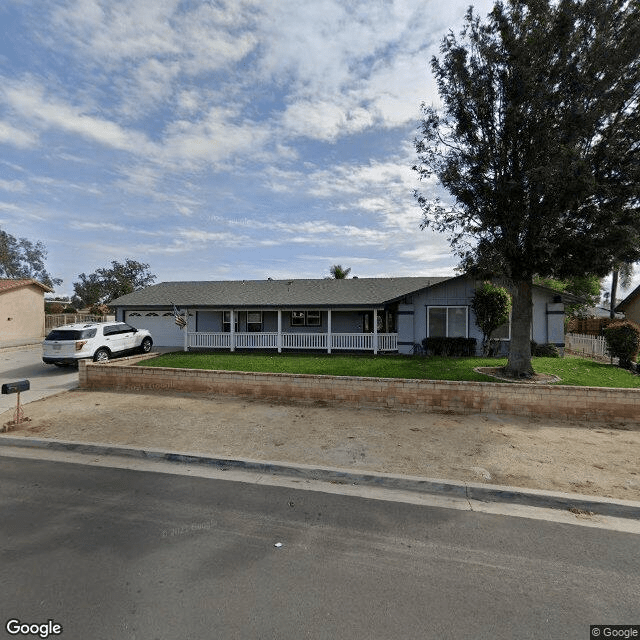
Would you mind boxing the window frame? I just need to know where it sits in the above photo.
[222,310,239,333]
[247,310,263,332]
[426,306,469,338]
[290,310,321,327]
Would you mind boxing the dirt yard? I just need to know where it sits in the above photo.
[2,388,639,501]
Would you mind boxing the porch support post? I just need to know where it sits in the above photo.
[327,308,332,354]
[277,310,282,353]
[230,309,235,352]
[373,308,378,354]
[183,308,189,352]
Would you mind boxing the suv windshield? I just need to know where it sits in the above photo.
[46,328,97,341]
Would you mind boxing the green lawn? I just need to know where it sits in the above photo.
[140,351,640,388]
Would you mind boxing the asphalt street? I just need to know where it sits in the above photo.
[0,346,78,414]
[1,456,638,640]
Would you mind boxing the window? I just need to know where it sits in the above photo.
[363,311,387,333]
[306,310,321,326]
[290,311,321,327]
[145,312,159,316]
[223,311,239,333]
[45,328,97,341]
[291,311,305,326]
[427,307,468,337]
[247,311,263,332]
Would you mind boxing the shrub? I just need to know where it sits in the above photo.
[422,337,477,357]
[45,302,64,314]
[603,321,640,369]
[89,303,110,316]
[471,282,511,356]
[62,306,78,314]
[531,342,560,358]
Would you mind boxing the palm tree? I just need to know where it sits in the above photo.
[610,262,635,318]
[328,265,351,279]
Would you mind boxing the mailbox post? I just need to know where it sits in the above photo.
[2,379,30,430]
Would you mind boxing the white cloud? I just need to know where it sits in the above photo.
[0,179,26,193]
[0,202,24,213]
[68,221,126,232]
[0,120,38,148]
[281,99,375,142]
[52,0,258,71]
[160,107,270,168]
[2,79,155,154]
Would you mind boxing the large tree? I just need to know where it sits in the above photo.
[0,228,61,288]
[414,0,640,377]
[72,259,156,307]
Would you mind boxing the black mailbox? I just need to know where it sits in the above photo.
[1,380,30,394]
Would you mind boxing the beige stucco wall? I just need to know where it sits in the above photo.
[622,296,640,326]
[0,285,46,341]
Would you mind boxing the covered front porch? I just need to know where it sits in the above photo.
[185,308,398,354]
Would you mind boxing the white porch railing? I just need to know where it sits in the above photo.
[565,333,610,358]
[376,333,398,351]
[235,332,279,348]
[187,332,398,352]
[282,332,327,349]
[189,332,231,349]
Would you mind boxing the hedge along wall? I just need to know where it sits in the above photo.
[78,356,640,423]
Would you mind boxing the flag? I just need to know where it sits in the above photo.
[173,303,187,328]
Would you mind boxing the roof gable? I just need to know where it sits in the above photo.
[0,278,52,294]
[615,284,640,312]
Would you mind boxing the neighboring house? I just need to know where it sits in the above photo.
[615,284,640,325]
[110,275,571,354]
[0,279,53,343]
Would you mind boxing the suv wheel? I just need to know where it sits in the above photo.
[140,337,153,353]
[93,348,110,363]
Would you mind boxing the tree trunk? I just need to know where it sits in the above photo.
[505,277,534,378]
[610,270,618,319]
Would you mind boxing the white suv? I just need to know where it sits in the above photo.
[42,322,153,366]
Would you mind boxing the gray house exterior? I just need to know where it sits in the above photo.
[110,275,569,353]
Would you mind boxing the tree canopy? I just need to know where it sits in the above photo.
[414,0,640,377]
[72,259,156,307]
[0,228,61,288]
[534,274,602,316]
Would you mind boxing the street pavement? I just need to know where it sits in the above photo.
[1,456,639,640]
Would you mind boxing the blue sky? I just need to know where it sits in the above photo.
[1,0,636,301]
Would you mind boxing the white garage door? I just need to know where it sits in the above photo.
[126,311,185,347]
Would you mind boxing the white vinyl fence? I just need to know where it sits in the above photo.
[565,333,610,359]
[45,314,115,330]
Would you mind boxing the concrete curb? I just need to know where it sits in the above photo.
[2,435,639,521]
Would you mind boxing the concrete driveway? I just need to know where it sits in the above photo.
[0,345,79,413]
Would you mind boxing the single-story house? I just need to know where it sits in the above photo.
[0,278,53,344]
[110,275,571,355]
[615,284,640,325]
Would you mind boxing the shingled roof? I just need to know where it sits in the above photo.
[110,277,454,309]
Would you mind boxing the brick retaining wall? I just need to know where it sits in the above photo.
[78,355,640,422]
